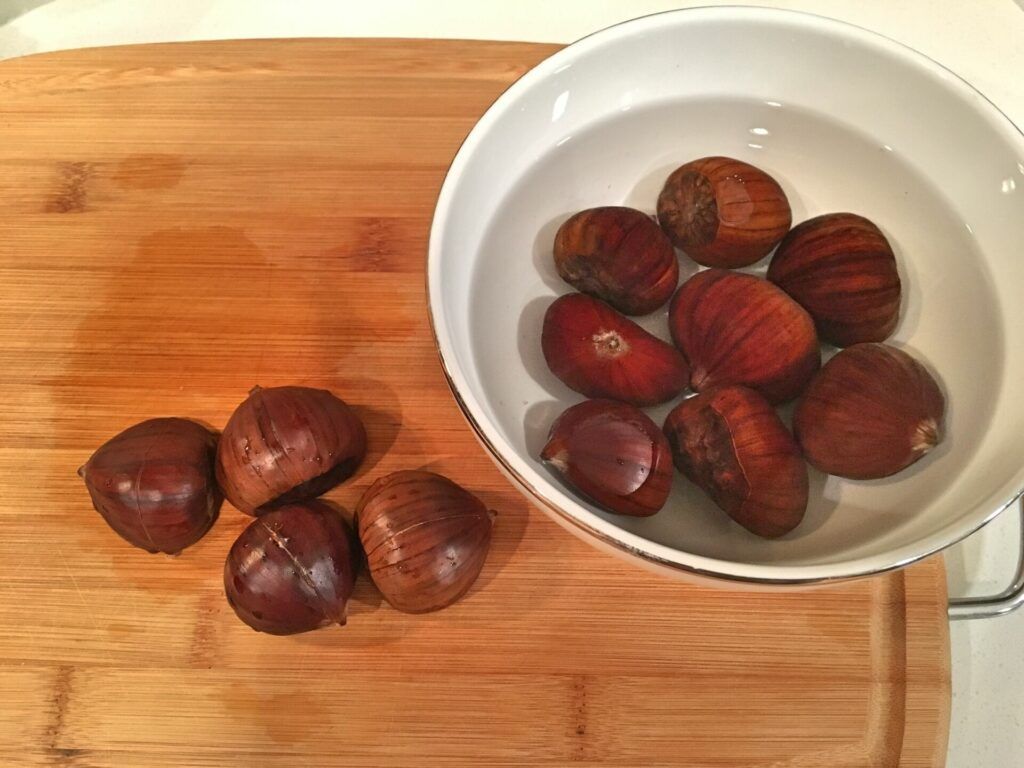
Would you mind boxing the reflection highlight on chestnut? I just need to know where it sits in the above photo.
[663,387,808,538]
[357,471,494,614]
[216,385,367,515]
[541,399,672,517]
[224,500,359,635]
[79,417,221,554]
[553,206,679,315]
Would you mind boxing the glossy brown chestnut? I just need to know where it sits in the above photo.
[663,387,807,538]
[541,399,672,517]
[224,500,359,635]
[553,206,679,315]
[657,156,792,268]
[668,269,819,403]
[542,293,689,406]
[768,213,902,346]
[79,417,221,554]
[216,385,367,515]
[357,471,493,614]
[794,343,945,479]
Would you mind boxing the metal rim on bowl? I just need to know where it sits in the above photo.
[426,5,1024,585]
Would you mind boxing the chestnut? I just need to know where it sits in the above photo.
[541,399,672,517]
[216,385,366,515]
[542,293,689,406]
[663,387,807,538]
[357,471,493,614]
[794,343,945,479]
[553,206,679,315]
[657,156,792,268]
[79,417,221,554]
[668,269,819,403]
[768,213,902,346]
[224,500,359,635]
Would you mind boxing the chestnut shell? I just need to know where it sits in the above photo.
[541,399,673,517]
[768,213,901,346]
[79,417,221,554]
[668,269,819,403]
[663,387,807,538]
[553,206,679,315]
[657,156,792,268]
[216,385,367,515]
[224,500,359,635]
[357,470,493,614]
[542,293,689,406]
[794,343,945,479]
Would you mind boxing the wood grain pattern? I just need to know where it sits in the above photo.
[0,39,949,767]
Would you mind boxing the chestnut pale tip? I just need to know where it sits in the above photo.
[540,446,570,474]
[593,329,628,357]
[913,417,941,454]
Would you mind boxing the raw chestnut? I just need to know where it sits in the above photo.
[663,387,807,538]
[794,343,945,479]
[768,213,901,346]
[541,399,672,517]
[657,156,792,268]
[216,385,367,515]
[224,500,359,635]
[542,293,689,406]
[553,206,679,315]
[79,417,221,554]
[357,470,493,614]
[668,269,819,403]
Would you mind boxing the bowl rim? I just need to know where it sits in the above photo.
[426,4,1024,584]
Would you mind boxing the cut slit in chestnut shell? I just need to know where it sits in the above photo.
[553,206,679,315]
[224,500,359,635]
[668,269,819,404]
[79,417,221,554]
[794,343,945,479]
[663,387,808,538]
[768,212,902,346]
[541,399,673,517]
[542,293,689,407]
[657,156,792,268]
[215,385,367,515]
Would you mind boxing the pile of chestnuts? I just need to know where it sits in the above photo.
[79,385,495,635]
[541,155,944,538]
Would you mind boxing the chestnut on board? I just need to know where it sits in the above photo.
[663,387,808,538]
[224,500,359,635]
[794,343,945,479]
[357,471,493,614]
[542,293,689,406]
[79,417,221,554]
[542,399,672,517]
[768,213,901,346]
[553,206,679,315]
[668,269,819,403]
[216,385,367,515]
[657,156,792,268]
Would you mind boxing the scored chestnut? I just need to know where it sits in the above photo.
[216,385,367,515]
[357,471,493,614]
[663,387,808,538]
[657,156,792,268]
[768,213,902,346]
[794,343,945,479]
[553,206,679,315]
[542,293,689,406]
[79,417,221,554]
[668,269,819,403]
[541,399,672,517]
[224,500,359,635]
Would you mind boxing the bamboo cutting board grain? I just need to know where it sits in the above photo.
[0,39,949,767]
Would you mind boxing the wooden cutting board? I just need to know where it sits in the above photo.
[0,39,950,767]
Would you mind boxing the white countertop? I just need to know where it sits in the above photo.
[2,2,1022,765]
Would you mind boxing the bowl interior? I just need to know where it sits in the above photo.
[431,8,1024,579]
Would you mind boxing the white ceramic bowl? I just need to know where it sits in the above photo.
[428,6,1024,585]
